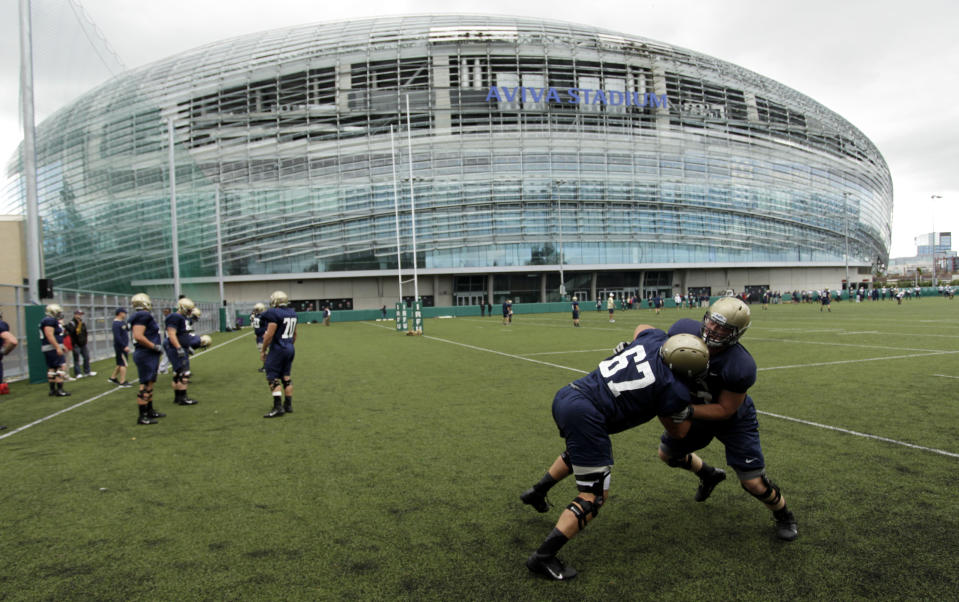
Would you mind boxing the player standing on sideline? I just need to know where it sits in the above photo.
[108,308,132,387]
[250,303,267,372]
[819,288,831,312]
[571,296,580,327]
[519,326,709,580]
[502,299,513,325]
[606,294,615,323]
[657,299,799,541]
[0,311,18,396]
[130,294,166,425]
[164,298,199,406]
[322,305,332,326]
[261,290,297,418]
[39,304,70,397]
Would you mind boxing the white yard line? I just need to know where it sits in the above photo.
[0,332,251,441]
[362,321,958,459]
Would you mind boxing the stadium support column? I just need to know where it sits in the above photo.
[590,272,597,302]
[488,274,494,306]
[540,273,547,303]
[167,117,181,297]
[432,53,451,132]
[651,66,670,128]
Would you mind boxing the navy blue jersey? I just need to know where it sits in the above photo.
[570,328,691,434]
[262,307,297,352]
[571,301,579,317]
[112,320,130,348]
[39,316,64,345]
[0,319,8,337]
[700,344,756,414]
[251,313,266,337]
[130,310,161,346]
[165,312,190,342]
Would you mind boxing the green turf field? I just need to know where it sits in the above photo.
[1,298,958,600]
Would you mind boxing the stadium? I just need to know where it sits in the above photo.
[4,14,892,309]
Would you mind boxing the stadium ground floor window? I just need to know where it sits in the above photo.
[402,296,434,307]
[744,285,769,303]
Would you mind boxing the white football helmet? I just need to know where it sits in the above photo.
[45,303,63,319]
[177,297,196,316]
[199,334,212,347]
[270,291,289,307]
[703,297,751,348]
[192,308,202,319]
[253,302,266,315]
[131,293,152,311]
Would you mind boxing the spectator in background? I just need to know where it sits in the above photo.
[487,300,492,317]
[108,308,132,387]
[606,294,615,323]
[0,310,18,395]
[65,310,96,379]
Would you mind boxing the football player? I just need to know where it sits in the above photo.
[39,304,70,397]
[519,327,708,581]
[260,291,297,418]
[0,310,19,395]
[163,297,199,406]
[250,302,267,372]
[656,298,799,541]
[108,307,132,387]
[130,293,165,425]
[570,296,580,327]
[819,288,831,312]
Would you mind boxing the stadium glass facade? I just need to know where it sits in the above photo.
[4,15,892,307]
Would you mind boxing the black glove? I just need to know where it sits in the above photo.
[612,340,631,355]
[152,344,164,355]
[176,347,186,359]
[669,405,694,423]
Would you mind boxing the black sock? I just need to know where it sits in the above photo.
[535,528,569,558]
[695,461,716,477]
[175,389,185,403]
[774,505,793,520]
[49,382,56,393]
[533,472,559,494]
[272,396,282,409]
[57,382,64,391]
[284,396,292,406]
[147,400,154,412]
[138,404,148,417]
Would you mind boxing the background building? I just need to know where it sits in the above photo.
[3,15,892,309]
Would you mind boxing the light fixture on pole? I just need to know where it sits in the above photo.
[931,194,942,286]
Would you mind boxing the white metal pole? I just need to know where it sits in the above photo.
[405,95,419,305]
[390,125,403,304]
[167,118,181,297]
[558,188,565,298]
[931,194,942,286]
[214,185,225,305]
[843,192,850,293]
[18,0,41,304]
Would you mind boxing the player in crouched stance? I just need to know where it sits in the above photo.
[657,297,798,541]
[519,325,709,581]
[261,291,297,418]
[130,293,165,425]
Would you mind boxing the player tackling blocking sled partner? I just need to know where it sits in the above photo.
[519,322,710,581]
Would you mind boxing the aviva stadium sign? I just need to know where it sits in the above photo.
[485,86,669,107]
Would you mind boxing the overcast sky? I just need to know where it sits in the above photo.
[1,0,956,258]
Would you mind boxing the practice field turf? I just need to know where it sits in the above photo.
[1,299,958,600]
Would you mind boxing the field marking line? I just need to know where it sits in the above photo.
[362,322,958,459]
[933,374,959,379]
[0,331,251,441]
[758,350,959,371]
[756,410,959,459]
[747,337,950,353]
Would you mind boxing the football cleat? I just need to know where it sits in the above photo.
[520,488,551,513]
[283,405,293,414]
[50,390,71,397]
[526,553,577,581]
[175,398,198,406]
[263,407,285,418]
[108,377,120,385]
[119,381,133,388]
[137,416,158,425]
[147,410,166,418]
[257,366,266,372]
[775,510,799,541]
[695,468,727,502]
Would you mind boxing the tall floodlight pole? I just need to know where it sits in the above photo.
[18,0,41,303]
[167,118,181,297]
[214,185,224,306]
[390,126,403,303]
[556,180,566,298]
[843,192,850,292]
[931,194,942,286]
[405,94,419,305]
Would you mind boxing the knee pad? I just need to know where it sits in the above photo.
[48,370,56,381]
[560,451,573,472]
[666,454,692,469]
[270,378,283,390]
[574,468,611,497]
[742,473,782,506]
[566,496,601,530]
[173,370,191,385]
[282,377,292,387]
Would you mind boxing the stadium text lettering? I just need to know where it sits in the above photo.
[484,87,669,107]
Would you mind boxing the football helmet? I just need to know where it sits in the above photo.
[703,296,751,348]
[45,303,63,319]
[270,291,289,307]
[253,302,266,315]
[192,308,202,319]
[131,293,152,311]
[660,333,709,379]
[199,334,212,347]
[177,297,196,316]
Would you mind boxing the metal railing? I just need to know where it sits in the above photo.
[0,284,217,382]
